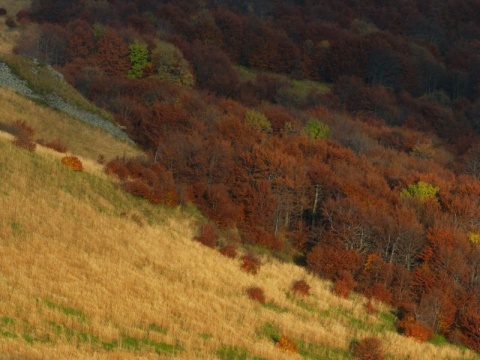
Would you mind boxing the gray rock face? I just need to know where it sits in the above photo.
[0,61,133,143]
[0,62,42,100]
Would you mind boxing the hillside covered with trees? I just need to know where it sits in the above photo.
[5,0,480,353]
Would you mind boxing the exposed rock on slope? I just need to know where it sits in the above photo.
[0,61,132,143]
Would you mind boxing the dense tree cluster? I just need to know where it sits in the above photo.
[14,0,480,352]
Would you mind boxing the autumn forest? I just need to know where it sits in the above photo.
[7,0,480,353]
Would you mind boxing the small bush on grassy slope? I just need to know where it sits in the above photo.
[123,179,151,199]
[61,156,83,171]
[37,139,67,153]
[396,316,434,342]
[104,159,130,179]
[291,280,310,296]
[351,337,384,360]
[333,272,357,298]
[194,223,218,248]
[219,244,237,258]
[11,120,36,151]
[246,286,265,304]
[276,334,299,354]
[364,300,376,315]
[241,253,261,274]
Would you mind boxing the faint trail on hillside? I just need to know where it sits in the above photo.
[0,61,132,143]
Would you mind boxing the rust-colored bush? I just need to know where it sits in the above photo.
[13,136,36,151]
[396,317,433,342]
[333,272,357,298]
[104,159,130,179]
[352,337,384,360]
[457,308,480,352]
[246,286,265,304]
[364,284,392,305]
[61,156,83,171]
[10,120,33,137]
[291,280,310,296]
[240,253,261,274]
[11,120,35,151]
[163,188,179,207]
[123,179,151,199]
[364,300,376,315]
[194,223,218,248]
[276,334,299,354]
[38,139,67,153]
[219,244,237,258]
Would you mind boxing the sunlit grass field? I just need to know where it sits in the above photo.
[1,130,478,359]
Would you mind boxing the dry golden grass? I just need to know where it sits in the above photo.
[0,137,478,360]
[0,87,142,162]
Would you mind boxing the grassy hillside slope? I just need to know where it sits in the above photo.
[0,87,140,161]
[0,115,478,360]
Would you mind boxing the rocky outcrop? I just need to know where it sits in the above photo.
[0,61,132,143]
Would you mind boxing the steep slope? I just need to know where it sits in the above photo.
[0,107,478,360]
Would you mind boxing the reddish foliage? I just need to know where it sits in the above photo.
[276,334,299,354]
[123,179,151,199]
[61,156,83,171]
[37,139,67,153]
[364,300,376,315]
[163,188,179,207]
[352,337,384,360]
[194,223,218,249]
[92,28,130,76]
[240,253,261,275]
[396,316,434,342]
[307,243,362,281]
[333,272,357,298]
[12,136,36,151]
[263,105,297,134]
[218,244,237,259]
[457,308,480,352]
[66,19,94,61]
[364,284,393,305]
[246,286,265,304]
[242,226,284,251]
[11,120,36,151]
[291,280,311,297]
[191,43,239,97]
[104,159,130,180]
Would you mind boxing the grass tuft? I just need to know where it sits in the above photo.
[44,300,88,321]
